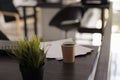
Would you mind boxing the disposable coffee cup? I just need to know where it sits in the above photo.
[61,42,75,63]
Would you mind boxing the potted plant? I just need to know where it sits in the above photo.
[10,35,47,80]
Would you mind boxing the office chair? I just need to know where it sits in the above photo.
[49,1,109,41]
[0,0,22,35]
[49,6,87,38]
[78,0,110,37]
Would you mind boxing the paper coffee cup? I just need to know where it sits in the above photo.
[61,42,75,63]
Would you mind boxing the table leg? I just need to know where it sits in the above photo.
[23,6,28,38]
[33,6,38,35]
[101,8,105,36]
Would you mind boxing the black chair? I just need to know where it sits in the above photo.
[0,0,20,22]
[49,6,86,38]
[78,0,110,37]
[49,1,110,40]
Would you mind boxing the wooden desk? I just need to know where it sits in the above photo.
[95,3,112,80]
[44,46,99,80]
[0,46,99,80]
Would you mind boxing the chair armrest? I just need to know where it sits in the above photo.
[0,11,20,21]
[0,11,21,35]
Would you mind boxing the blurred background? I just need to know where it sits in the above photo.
[0,0,120,80]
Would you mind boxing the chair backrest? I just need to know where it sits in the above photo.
[0,0,19,22]
[81,0,109,5]
[49,6,82,27]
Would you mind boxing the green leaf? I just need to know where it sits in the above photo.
[10,35,47,68]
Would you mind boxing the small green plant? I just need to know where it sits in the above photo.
[10,35,47,68]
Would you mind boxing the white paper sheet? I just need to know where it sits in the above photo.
[40,38,93,60]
